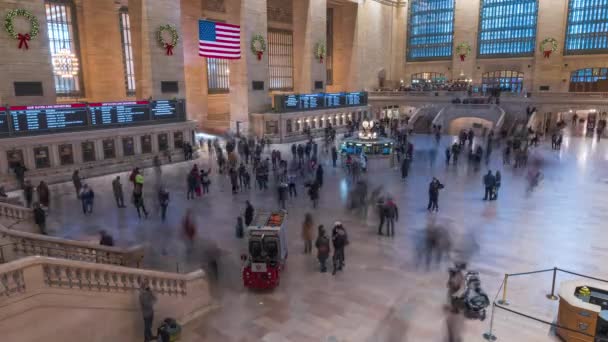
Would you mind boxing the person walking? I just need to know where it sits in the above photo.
[201,168,211,194]
[277,181,288,210]
[112,176,125,208]
[427,177,444,212]
[133,178,148,219]
[306,181,320,208]
[139,284,157,342]
[483,170,496,201]
[331,146,338,168]
[331,222,348,275]
[229,167,239,194]
[302,213,314,254]
[315,225,330,272]
[33,203,47,235]
[13,163,27,189]
[80,184,94,215]
[72,170,82,199]
[401,155,410,180]
[316,164,324,188]
[244,201,254,226]
[377,196,386,235]
[287,172,297,198]
[37,181,50,210]
[158,186,170,221]
[493,170,502,200]
[445,148,451,165]
[384,197,399,237]
[23,180,33,208]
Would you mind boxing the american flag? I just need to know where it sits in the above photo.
[199,20,241,59]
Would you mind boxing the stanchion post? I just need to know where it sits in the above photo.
[546,267,559,300]
[482,303,498,341]
[497,274,510,306]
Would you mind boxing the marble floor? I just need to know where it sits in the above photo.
[7,133,608,341]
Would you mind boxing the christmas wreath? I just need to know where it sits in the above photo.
[251,34,266,60]
[540,37,558,58]
[157,24,179,56]
[4,8,40,50]
[315,41,326,63]
[455,42,472,62]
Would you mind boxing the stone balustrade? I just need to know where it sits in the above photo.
[0,201,33,221]
[0,256,211,341]
[0,224,144,267]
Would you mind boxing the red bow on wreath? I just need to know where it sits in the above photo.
[18,33,31,50]
[165,44,174,56]
[543,50,552,58]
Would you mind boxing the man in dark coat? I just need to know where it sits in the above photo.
[244,201,254,226]
[331,146,338,167]
[427,177,444,212]
[483,170,496,201]
[315,225,330,272]
[316,165,324,188]
[33,203,47,235]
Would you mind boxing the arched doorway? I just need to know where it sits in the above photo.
[569,68,608,92]
[481,70,524,93]
[448,117,494,136]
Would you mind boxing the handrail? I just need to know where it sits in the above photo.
[0,223,144,267]
[0,201,33,220]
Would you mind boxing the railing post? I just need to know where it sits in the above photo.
[482,302,498,341]
[546,267,559,300]
[497,274,510,306]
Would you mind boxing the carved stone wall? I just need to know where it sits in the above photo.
[267,0,292,23]
[204,0,226,13]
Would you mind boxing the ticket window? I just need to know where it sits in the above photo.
[311,118,316,129]
[33,146,51,169]
[6,150,24,170]
[333,116,337,126]
[173,132,184,149]
[158,133,169,151]
[103,139,116,159]
[81,141,96,162]
[295,120,301,131]
[285,119,293,134]
[58,144,74,166]
[141,135,152,154]
[122,137,135,156]
[265,121,278,135]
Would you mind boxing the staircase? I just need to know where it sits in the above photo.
[0,201,213,342]
[411,105,443,134]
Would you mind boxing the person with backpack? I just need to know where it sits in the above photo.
[315,225,330,272]
[331,222,348,275]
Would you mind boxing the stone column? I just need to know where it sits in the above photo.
[451,0,479,81]
[130,0,186,100]
[0,0,56,105]
[293,0,327,93]
[181,0,208,126]
[533,0,569,92]
[331,3,358,92]
[76,0,126,102]
[226,0,270,134]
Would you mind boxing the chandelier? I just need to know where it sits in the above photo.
[358,120,378,140]
[52,48,79,78]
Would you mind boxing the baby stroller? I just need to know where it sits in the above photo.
[451,271,490,321]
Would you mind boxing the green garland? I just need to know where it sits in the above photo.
[4,8,39,40]
[540,37,558,52]
[455,42,472,56]
[315,41,326,60]
[251,34,266,54]
[157,24,179,48]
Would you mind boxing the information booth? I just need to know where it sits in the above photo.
[0,99,196,188]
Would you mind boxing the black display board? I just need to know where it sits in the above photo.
[10,103,89,134]
[151,100,180,120]
[274,92,367,113]
[89,101,151,126]
[0,108,9,137]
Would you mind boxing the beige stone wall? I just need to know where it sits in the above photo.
[0,0,56,105]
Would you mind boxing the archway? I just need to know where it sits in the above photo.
[448,117,494,136]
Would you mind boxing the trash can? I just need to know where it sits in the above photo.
[157,318,182,342]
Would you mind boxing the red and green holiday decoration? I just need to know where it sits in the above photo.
[251,34,266,60]
[4,8,40,50]
[540,37,558,58]
[315,41,326,63]
[157,24,179,56]
[455,42,471,62]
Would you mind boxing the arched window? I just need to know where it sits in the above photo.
[407,0,455,61]
[45,0,84,97]
[565,0,608,54]
[478,0,538,57]
[569,68,608,92]
[411,72,446,85]
[482,71,524,93]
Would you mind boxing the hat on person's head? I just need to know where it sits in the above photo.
[334,221,342,227]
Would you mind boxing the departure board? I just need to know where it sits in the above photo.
[0,108,9,137]
[10,103,88,134]
[89,101,150,126]
[324,93,343,108]
[299,94,322,110]
[274,92,368,113]
[283,95,299,110]
[345,92,364,106]
[151,100,179,120]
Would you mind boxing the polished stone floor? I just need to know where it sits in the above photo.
[7,133,608,341]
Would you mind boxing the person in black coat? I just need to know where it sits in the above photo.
[244,201,254,226]
[427,177,444,212]
[33,203,46,235]
[331,222,348,275]
[331,147,338,167]
[316,165,324,187]
[99,230,114,247]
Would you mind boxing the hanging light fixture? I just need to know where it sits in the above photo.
[52,48,79,78]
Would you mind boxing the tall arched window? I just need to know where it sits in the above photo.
[45,0,84,97]
[478,0,538,57]
[565,0,608,54]
[411,72,446,85]
[119,7,136,96]
[569,68,608,92]
[407,0,455,61]
[482,71,524,93]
